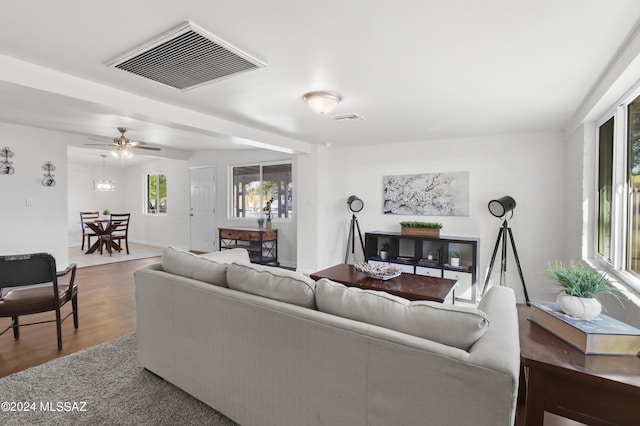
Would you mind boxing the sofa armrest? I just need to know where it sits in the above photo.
[468,286,520,423]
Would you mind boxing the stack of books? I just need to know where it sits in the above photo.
[529,301,640,355]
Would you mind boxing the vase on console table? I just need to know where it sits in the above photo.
[257,217,265,228]
[265,218,272,229]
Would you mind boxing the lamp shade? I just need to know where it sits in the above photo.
[347,195,364,213]
[303,91,341,114]
[488,196,516,218]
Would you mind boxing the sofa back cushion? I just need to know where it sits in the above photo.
[315,279,489,350]
[227,262,316,309]
[161,246,248,287]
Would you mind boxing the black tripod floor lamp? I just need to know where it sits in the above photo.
[482,195,530,305]
[344,195,366,264]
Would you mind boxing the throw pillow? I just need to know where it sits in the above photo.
[315,278,489,350]
[227,262,316,309]
[161,246,237,287]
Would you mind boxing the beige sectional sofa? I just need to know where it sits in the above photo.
[135,247,520,426]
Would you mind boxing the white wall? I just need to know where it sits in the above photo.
[0,123,70,265]
[123,158,191,249]
[304,131,567,303]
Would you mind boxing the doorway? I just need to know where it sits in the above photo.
[190,166,216,252]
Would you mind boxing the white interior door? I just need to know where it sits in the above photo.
[190,166,216,252]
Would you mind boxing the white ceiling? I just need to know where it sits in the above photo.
[1,0,639,164]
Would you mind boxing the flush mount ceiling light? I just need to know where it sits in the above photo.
[303,91,341,114]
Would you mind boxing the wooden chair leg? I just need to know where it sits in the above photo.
[12,316,19,339]
[55,308,63,351]
[125,239,129,254]
[72,295,79,329]
[81,235,85,250]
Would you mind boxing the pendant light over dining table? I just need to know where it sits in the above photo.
[94,154,116,191]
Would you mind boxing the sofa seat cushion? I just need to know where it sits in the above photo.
[161,246,248,287]
[315,278,489,350]
[227,262,316,309]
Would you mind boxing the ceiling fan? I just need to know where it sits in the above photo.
[85,127,161,158]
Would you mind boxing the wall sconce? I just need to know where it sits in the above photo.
[0,146,15,175]
[41,161,56,187]
[303,91,341,114]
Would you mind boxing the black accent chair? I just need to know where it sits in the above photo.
[0,253,78,350]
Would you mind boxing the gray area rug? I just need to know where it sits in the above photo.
[0,333,238,425]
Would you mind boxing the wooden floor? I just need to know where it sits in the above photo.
[0,257,160,378]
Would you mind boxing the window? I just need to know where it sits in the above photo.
[595,90,640,290]
[231,162,292,219]
[146,174,167,214]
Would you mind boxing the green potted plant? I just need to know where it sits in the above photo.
[380,242,390,260]
[399,221,443,237]
[449,251,460,267]
[102,208,110,216]
[546,261,619,320]
[426,250,435,261]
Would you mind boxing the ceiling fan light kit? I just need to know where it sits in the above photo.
[303,91,341,114]
[85,127,161,158]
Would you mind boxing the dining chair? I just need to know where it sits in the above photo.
[0,253,78,351]
[80,211,99,250]
[99,213,130,256]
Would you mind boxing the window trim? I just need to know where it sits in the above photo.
[228,160,293,222]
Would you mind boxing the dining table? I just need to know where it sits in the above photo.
[83,217,122,254]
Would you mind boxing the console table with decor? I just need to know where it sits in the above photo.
[365,231,479,303]
[517,304,640,426]
[218,227,279,266]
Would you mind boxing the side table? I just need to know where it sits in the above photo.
[218,227,278,266]
[517,304,640,426]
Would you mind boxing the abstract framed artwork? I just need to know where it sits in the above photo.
[383,171,469,216]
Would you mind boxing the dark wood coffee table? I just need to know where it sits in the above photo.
[517,304,640,425]
[310,263,457,303]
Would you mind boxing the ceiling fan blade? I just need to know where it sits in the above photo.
[134,145,161,151]
[88,137,112,142]
[84,143,115,147]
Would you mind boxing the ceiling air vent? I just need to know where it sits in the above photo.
[107,22,266,91]
[333,113,366,122]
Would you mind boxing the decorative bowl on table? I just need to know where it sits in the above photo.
[354,263,402,280]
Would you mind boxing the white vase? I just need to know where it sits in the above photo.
[556,293,602,320]
[380,251,388,260]
[451,257,460,267]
